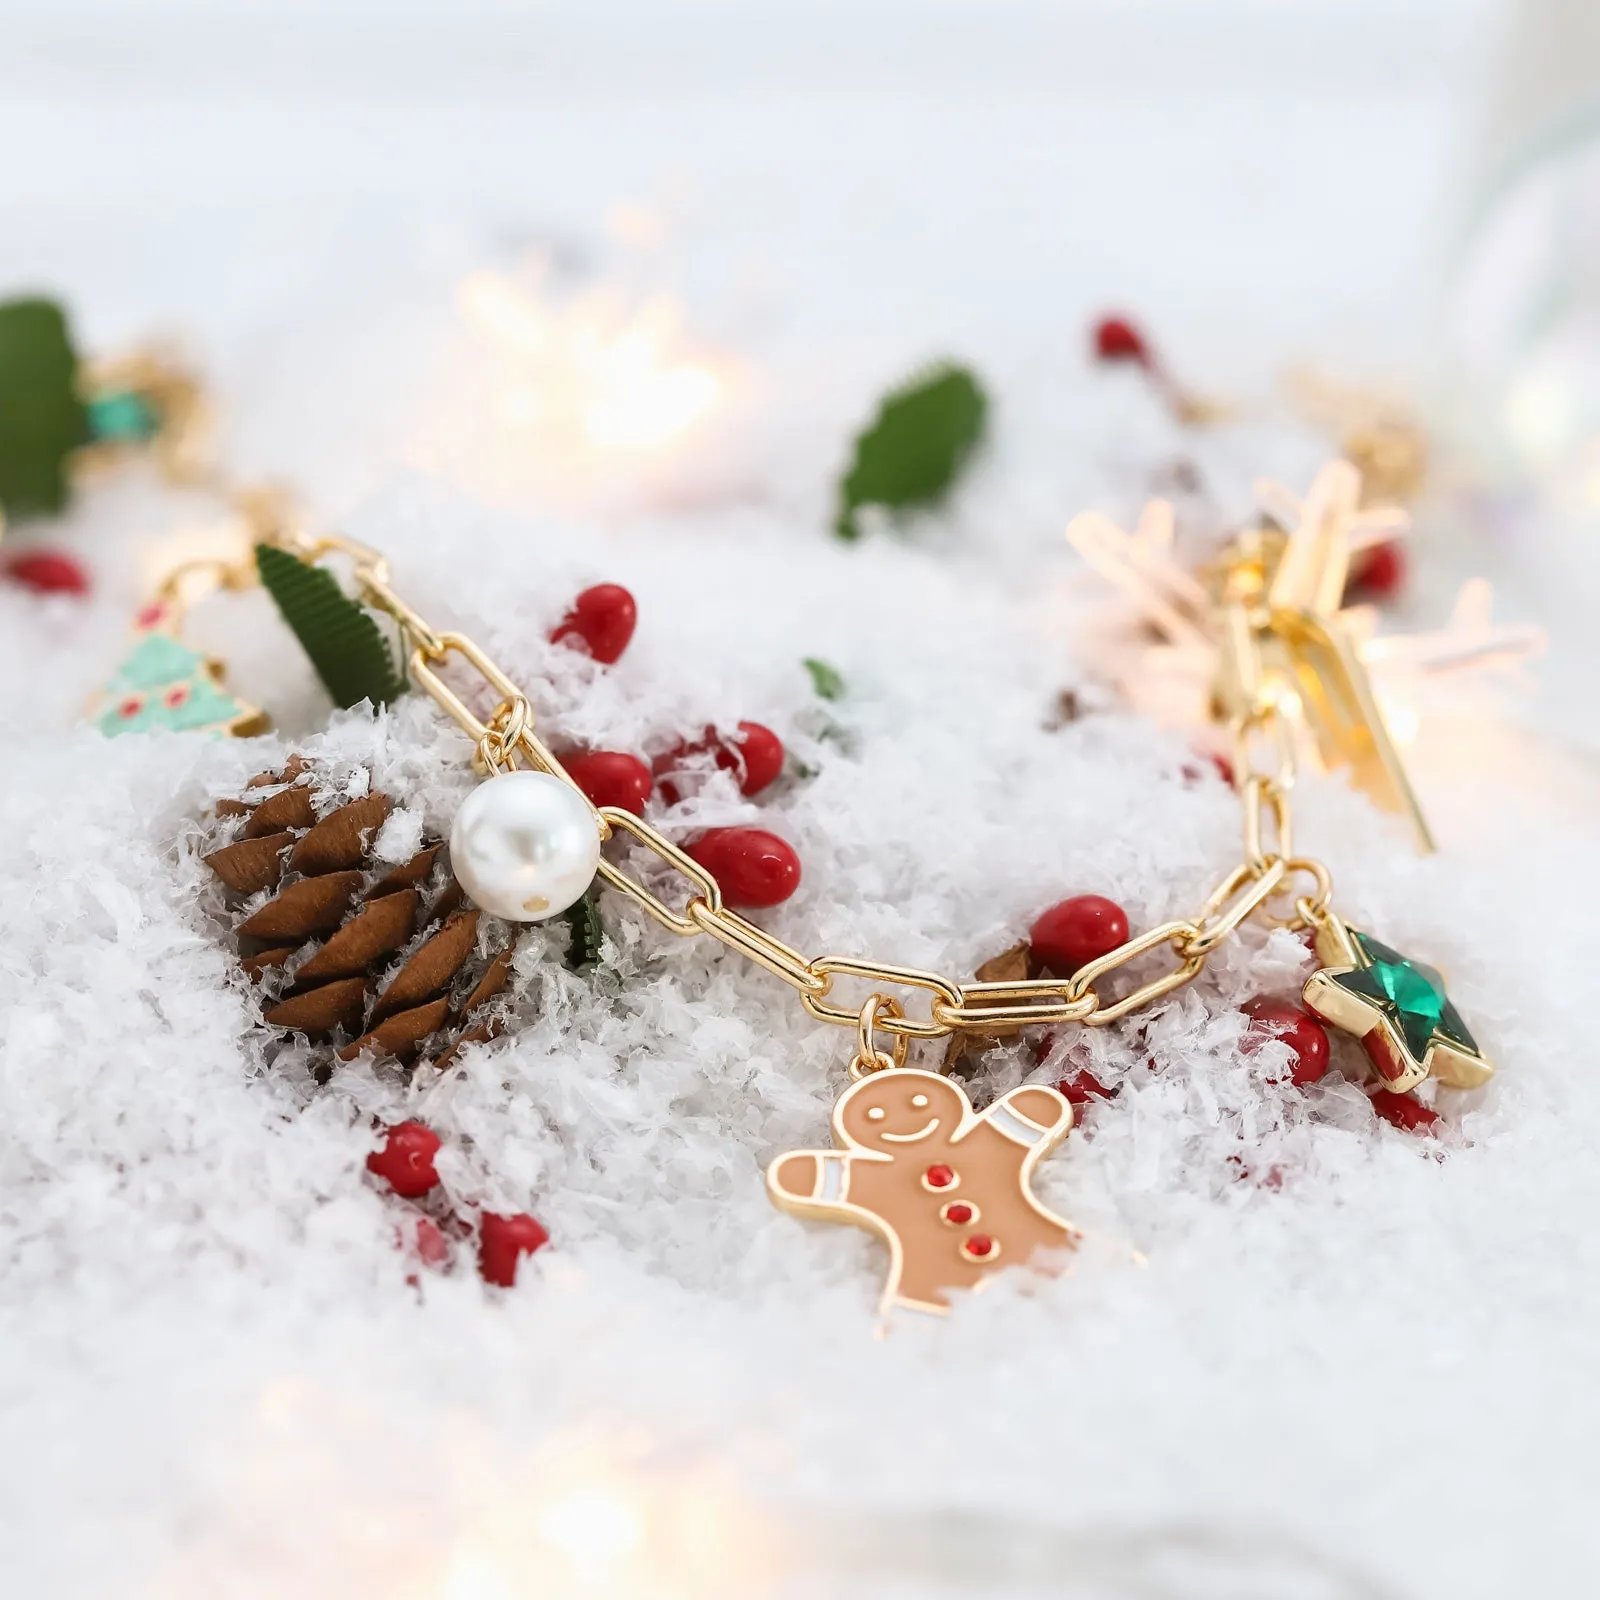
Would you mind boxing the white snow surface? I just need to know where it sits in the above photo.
[0,6,1595,1597]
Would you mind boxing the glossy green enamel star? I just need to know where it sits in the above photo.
[1303,913,1492,1095]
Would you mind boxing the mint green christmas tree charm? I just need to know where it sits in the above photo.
[94,601,267,739]
[1303,914,1493,1095]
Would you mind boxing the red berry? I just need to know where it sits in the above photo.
[413,1217,450,1267]
[396,1215,452,1272]
[1346,542,1406,602]
[478,1211,550,1286]
[1370,1090,1440,1135]
[1182,751,1235,786]
[725,722,784,796]
[1029,895,1130,976]
[1241,998,1330,1086]
[656,721,785,801]
[684,827,800,909]
[3,549,90,596]
[1057,1069,1113,1106]
[924,1164,955,1189]
[366,1121,442,1198]
[564,750,653,815]
[550,583,637,664]
[1092,315,1152,368]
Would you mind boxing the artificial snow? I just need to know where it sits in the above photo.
[0,10,1594,1594]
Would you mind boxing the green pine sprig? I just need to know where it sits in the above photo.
[562,886,605,970]
[802,656,846,701]
[255,543,406,710]
[834,362,987,541]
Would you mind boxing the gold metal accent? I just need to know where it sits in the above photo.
[1217,461,1435,852]
[1068,920,1208,1027]
[802,958,964,1041]
[850,995,911,1078]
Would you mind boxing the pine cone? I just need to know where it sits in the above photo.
[203,756,519,1082]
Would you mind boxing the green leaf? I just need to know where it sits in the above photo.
[0,297,90,517]
[562,886,605,970]
[255,543,406,710]
[802,657,846,701]
[834,362,987,541]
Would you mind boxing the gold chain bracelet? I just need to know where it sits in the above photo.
[245,488,1496,1321]
[276,527,1325,1046]
[95,444,1498,1320]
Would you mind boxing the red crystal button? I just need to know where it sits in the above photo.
[963,1234,995,1259]
[924,1164,955,1189]
[943,1201,974,1225]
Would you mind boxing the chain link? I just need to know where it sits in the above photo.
[801,957,964,1040]
[267,536,1335,1047]
[1067,919,1208,1026]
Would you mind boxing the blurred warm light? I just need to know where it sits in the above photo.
[534,1486,646,1579]
[429,1435,762,1600]
[1503,359,1577,469]
[138,515,254,600]
[1374,687,1420,747]
[157,1379,776,1600]
[457,268,723,456]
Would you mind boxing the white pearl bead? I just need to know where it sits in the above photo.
[449,771,601,922]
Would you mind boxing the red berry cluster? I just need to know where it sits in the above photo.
[1022,891,1437,1142]
[366,1119,551,1287]
[548,583,802,910]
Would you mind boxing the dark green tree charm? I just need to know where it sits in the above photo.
[0,298,90,516]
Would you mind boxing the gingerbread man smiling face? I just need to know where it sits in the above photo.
[838,1072,969,1154]
[768,1067,1079,1315]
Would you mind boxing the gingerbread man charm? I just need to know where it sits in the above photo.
[767,1067,1079,1315]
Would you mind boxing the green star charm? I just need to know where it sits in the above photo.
[1303,914,1492,1095]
